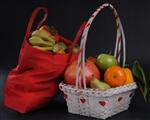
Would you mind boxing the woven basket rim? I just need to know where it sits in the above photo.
[59,82,137,97]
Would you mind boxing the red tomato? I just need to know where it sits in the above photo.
[64,61,100,87]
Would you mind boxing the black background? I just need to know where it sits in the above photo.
[0,0,150,120]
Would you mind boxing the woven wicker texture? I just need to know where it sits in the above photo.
[59,82,137,119]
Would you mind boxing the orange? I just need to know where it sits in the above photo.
[104,66,126,87]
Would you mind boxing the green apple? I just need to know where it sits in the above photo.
[96,53,118,71]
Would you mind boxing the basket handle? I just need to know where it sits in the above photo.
[76,3,126,89]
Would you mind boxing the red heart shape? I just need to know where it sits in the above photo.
[80,98,86,103]
[118,97,123,102]
[64,93,68,99]
[99,101,106,106]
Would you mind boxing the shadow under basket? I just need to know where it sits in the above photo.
[59,82,137,119]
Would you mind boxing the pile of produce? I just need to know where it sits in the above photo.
[64,53,148,101]
[28,25,79,54]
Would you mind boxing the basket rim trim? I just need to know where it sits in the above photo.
[59,82,137,97]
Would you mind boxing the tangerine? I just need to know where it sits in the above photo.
[104,66,126,87]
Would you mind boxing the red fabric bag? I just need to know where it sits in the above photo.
[4,7,86,113]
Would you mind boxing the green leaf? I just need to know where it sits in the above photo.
[132,60,148,102]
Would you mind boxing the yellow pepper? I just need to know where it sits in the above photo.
[57,49,66,54]
[122,68,134,84]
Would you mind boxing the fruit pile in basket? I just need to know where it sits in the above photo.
[28,25,79,54]
[64,53,148,101]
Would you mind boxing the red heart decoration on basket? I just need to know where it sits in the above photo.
[64,93,68,100]
[99,101,106,106]
[80,98,86,104]
[118,97,123,102]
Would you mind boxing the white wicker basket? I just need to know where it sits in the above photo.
[59,3,137,119]
[59,83,137,119]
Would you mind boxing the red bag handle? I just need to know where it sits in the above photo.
[23,7,48,45]
[67,21,86,63]
[22,7,86,63]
